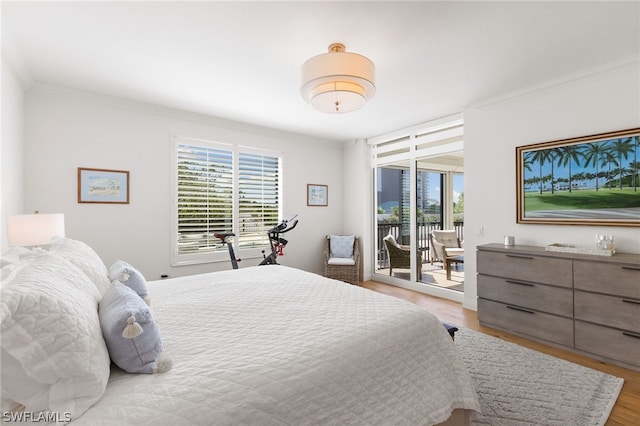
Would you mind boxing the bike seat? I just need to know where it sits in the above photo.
[214,232,235,241]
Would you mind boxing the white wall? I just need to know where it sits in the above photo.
[23,84,343,279]
[463,59,640,310]
[1,57,25,252]
[343,139,373,281]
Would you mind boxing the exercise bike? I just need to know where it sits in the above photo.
[214,215,298,269]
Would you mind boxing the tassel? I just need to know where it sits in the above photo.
[119,270,130,281]
[152,353,173,374]
[122,314,143,338]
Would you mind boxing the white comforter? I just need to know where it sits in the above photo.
[74,266,479,425]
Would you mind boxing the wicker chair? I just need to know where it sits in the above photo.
[323,235,360,285]
[383,235,422,280]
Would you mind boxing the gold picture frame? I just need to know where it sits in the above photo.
[516,128,640,227]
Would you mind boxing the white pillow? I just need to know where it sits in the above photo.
[330,235,355,258]
[49,238,111,298]
[0,246,33,267]
[0,251,110,418]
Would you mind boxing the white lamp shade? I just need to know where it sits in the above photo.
[7,213,65,247]
[301,45,375,114]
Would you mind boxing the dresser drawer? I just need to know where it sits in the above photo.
[575,321,640,368]
[478,274,573,317]
[574,260,640,298]
[575,291,640,334]
[477,250,572,287]
[478,298,574,346]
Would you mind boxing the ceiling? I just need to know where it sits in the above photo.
[2,1,639,143]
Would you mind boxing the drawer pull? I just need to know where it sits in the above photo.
[506,305,535,314]
[622,299,640,305]
[506,280,534,287]
[622,331,640,340]
[505,254,534,260]
[621,266,640,271]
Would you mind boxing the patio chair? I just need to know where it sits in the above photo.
[430,230,464,280]
[383,234,422,280]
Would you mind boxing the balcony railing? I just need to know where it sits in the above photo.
[377,221,464,269]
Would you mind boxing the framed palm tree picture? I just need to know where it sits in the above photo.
[516,128,640,227]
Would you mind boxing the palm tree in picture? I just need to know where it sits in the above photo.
[547,148,560,194]
[531,148,558,194]
[631,135,639,191]
[556,144,582,193]
[523,152,537,192]
[529,150,547,194]
[600,150,619,190]
[609,138,634,189]
[581,142,608,191]
[630,160,640,191]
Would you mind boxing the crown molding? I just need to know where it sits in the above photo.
[471,54,640,111]
[1,27,35,90]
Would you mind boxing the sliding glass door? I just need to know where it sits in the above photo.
[416,162,465,292]
[375,164,415,283]
[371,114,464,300]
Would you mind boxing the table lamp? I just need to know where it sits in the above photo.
[7,212,65,248]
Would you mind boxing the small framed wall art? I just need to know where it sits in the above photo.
[307,184,328,206]
[78,167,130,204]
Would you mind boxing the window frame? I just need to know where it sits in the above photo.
[171,135,282,266]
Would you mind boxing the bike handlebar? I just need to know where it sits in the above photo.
[269,218,298,234]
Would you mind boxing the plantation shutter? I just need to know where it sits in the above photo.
[176,143,233,255]
[173,136,283,266]
[238,152,280,250]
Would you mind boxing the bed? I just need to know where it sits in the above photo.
[1,239,479,425]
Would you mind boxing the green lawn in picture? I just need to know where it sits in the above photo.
[524,188,640,212]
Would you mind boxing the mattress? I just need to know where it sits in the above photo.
[73,265,479,425]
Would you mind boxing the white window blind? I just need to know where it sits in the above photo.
[238,152,280,250]
[173,136,281,265]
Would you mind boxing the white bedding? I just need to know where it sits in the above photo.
[73,265,479,425]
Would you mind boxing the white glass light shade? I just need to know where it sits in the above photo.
[7,213,65,247]
[301,44,375,114]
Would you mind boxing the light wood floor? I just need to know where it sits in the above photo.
[360,280,640,426]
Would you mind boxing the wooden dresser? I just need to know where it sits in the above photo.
[477,243,640,371]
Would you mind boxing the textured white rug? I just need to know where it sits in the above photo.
[455,327,624,426]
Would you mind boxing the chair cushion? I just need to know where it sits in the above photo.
[432,231,460,248]
[384,234,400,248]
[329,235,355,258]
[328,257,356,266]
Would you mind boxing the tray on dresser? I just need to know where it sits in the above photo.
[545,243,615,257]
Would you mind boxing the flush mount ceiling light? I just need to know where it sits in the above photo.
[300,43,375,114]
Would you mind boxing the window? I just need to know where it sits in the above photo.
[173,136,281,265]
